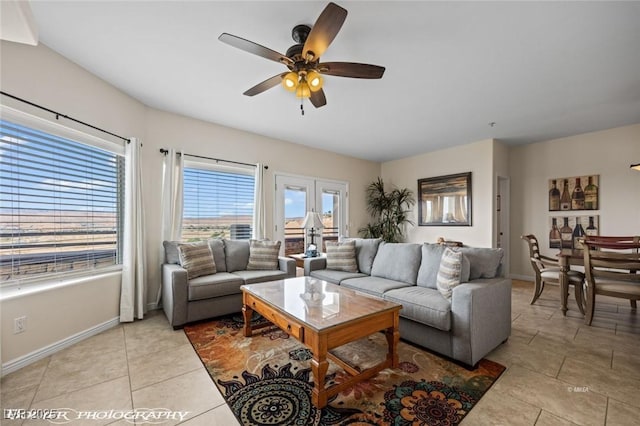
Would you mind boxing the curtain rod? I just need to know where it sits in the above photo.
[0,91,131,143]
[159,148,268,169]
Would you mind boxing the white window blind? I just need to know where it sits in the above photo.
[182,166,255,242]
[0,119,124,283]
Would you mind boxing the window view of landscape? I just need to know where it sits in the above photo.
[283,188,339,255]
[180,167,254,242]
[0,120,123,282]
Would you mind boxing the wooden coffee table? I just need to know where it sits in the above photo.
[241,276,402,408]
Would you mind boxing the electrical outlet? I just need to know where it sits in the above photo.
[14,316,27,334]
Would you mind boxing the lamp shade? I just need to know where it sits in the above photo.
[631,163,640,171]
[295,81,311,98]
[282,72,299,92]
[306,71,323,92]
[301,211,324,229]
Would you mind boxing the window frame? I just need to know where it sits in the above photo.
[0,106,126,287]
[181,159,256,243]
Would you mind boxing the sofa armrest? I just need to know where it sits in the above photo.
[161,263,189,328]
[450,278,512,366]
[304,257,327,276]
[279,256,296,278]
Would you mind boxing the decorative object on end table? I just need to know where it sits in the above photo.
[302,211,324,257]
[418,172,471,226]
[359,177,415,242]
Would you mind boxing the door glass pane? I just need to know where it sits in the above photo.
[321,190,340,252]
[284,186,306,255]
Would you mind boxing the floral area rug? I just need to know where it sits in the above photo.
[184,314,505,426]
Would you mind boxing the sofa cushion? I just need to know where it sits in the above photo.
[416,244,472,289]
[340,276,412,298]
[325,240,358,272]
[383,287,452,331]
[163,240,181,264]
[207,239,227,272]
[416,243,446,289]
[340,237,382,274]
[224,239,250,272]
[436,248,464,299]
[231,270,288,284]
[309,269,367,285]
[370,242,422,284]
[188,272,242,301]
[460,247,504,279]
[247,240,281,270]
[178,242,216,280]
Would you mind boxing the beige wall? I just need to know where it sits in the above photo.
[509,124,640,278]
[1,41,146,366]
[381,139,498,248]
[0,41,380,366]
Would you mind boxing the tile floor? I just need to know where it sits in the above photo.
[1,279,639,425]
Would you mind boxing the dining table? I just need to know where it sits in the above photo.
[557,249,585,316]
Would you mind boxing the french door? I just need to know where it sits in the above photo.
[274,174,348,255]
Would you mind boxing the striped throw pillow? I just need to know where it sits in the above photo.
[326,240,358,272]
[178,242,216,280]
[436,247,463,299]
[247,240,281,270]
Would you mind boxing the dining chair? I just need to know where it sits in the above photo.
[521,234,585,313]
[583,238,640,325]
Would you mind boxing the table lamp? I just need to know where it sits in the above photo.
[301,211,323,257]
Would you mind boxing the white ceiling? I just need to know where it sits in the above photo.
[27,1,640,162]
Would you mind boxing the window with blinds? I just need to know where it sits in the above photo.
[0,119,124,283]
[182,166,255,242]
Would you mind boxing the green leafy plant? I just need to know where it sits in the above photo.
[359,177,415,242]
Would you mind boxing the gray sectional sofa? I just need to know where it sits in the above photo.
[305,239,511,366]
[161,239,296,328]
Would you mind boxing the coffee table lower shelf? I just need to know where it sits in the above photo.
[242,292,400,408]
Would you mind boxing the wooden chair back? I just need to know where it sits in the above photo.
[583,238,640,300]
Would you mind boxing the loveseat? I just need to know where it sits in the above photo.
[162,238,296,328]
[305,239,511,366]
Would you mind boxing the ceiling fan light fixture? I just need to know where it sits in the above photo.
[282,71,299,92]
[306,70,323,92]
[295,81,311,98]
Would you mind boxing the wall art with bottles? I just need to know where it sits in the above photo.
[548,175,599,211]
[549,215,599,249]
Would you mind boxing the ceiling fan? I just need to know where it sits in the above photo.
[218,2,385,111]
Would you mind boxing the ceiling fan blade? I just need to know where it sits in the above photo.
[309,89,327,108]
[303,3,347,61]
[219,33,293,66]
[243,73,286,96]
[318,62,385,79]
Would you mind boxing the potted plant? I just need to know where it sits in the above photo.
[359,178,415,242]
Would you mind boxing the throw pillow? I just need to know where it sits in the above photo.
[247,240,281,270]
[325,240,358,272]
[178,242,216,280]
[436,247,464,299]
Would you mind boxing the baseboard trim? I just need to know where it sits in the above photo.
[1,316,120,377]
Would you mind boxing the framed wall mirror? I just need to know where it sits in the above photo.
[418,172,472,226]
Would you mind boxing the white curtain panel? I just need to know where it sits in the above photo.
[252,163,266,239]
[156,149,184,305]
[160,149,184,242]
[120,137,147,322]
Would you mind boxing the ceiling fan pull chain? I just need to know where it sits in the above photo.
[300,99,305,116]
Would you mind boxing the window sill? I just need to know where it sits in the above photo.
[0,267,123,302]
